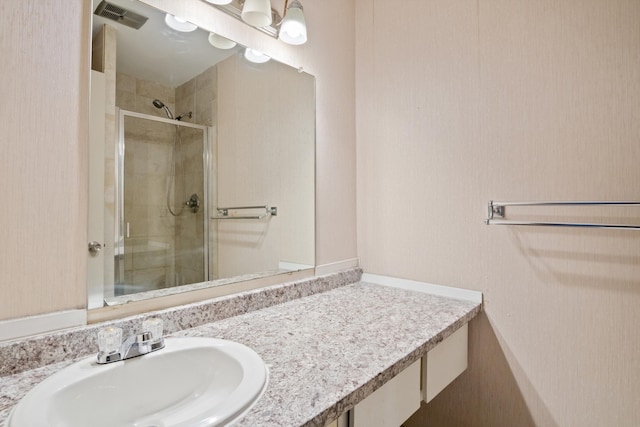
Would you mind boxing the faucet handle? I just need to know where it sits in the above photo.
[98,327,122,354]
[142,318,163,340]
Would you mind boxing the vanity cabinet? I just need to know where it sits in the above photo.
[349,323,469,427]
[351,359,422,427]
[422,323,468,403]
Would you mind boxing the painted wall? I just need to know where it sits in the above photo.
[0,0,356,321]
[216,53,315,277]
[356,0,640,425]
[0,0,90,320]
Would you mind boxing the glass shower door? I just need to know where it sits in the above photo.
[115,111,208,297]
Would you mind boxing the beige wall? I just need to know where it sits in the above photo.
[0,0,90,320]
[216,54,315,277]
[0,0,356,321]
[356,0,640,426]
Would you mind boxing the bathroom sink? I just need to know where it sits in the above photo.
[6,337,268,427]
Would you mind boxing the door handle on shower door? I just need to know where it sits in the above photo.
[88,241,103,255]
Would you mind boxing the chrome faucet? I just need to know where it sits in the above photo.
[97,319,165,364]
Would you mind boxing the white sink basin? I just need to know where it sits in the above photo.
[6,337,268,427]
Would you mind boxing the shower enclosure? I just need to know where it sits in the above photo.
[114,109,210,297]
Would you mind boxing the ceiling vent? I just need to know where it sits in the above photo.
[94,1,148,30]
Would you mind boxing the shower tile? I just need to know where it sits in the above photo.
[148,211,175,238]
[116,72,136,94]
[176,78,196,102]
[176,94,195,121]
[131,268,167,290]
[196,103,213,127]
[136,79,174,103]
[196,83,214,109]
[134,246,169,270]
[116,90,135,111]
[195,66,215,89]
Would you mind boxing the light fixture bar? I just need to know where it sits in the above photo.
[203,0,308,44]
[209,0,279,37]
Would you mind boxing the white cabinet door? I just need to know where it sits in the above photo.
[423,323,468,403]
[351,359,421,427]
[350,322,469,427]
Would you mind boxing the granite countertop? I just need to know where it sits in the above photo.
[0,281,480,426]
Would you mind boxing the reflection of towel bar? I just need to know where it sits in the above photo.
[485,200,640,230]
[211,205,277,220]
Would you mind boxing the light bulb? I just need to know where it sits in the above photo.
[208,32,237,50]
[205,0,232,4]
[284,23,302,38]
[244,48,271,64]
[164,14,198,32]
[278,1,307,45]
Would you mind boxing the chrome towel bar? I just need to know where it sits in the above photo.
[212,205,278,220]
[485,200,640,230]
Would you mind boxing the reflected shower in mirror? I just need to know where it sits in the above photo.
[88,0,315,308]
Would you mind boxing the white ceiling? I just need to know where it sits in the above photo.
[92,0,239,87]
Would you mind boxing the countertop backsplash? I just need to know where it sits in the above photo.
[0,268,363,377]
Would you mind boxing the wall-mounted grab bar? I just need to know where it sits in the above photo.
[485,200,640,230]
[211,205,278,220]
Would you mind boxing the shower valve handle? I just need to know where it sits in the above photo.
[186,194,200,213]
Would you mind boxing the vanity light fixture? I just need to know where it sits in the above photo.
[164,14,198,32]
[244,48,271,63]
[241,0,273,27]
[278,0,307,45]
[208,32,238,49]
[204,0,308,45]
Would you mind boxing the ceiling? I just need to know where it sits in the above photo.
[91,0,239,87]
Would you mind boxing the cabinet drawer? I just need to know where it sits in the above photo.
[351,359,421,427]
[423,323,468,403]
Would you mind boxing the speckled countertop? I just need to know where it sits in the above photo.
[0,279,480,427]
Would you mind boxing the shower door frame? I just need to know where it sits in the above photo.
[114,108,210,295]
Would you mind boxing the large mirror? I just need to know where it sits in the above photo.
[88,0,315,309]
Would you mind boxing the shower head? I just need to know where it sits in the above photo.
[176,111,192,121]
[152,99,174,120]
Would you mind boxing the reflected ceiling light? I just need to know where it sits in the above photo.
[164,14,198,32]
[205,0,232,4]
[278,0,307,45]
[241,0,273,28]
[208,32,237,50]
[244,48,271,64]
